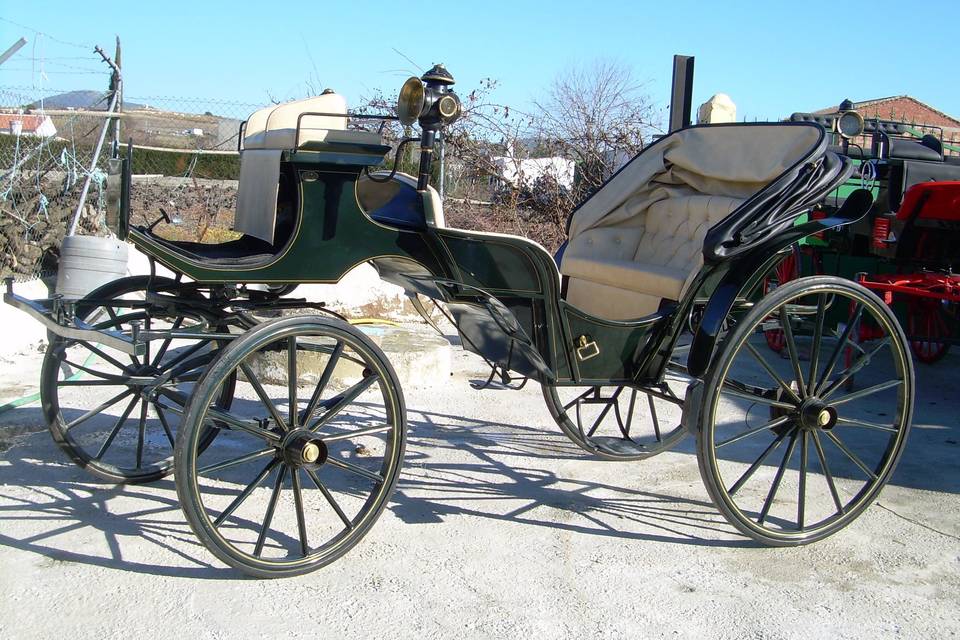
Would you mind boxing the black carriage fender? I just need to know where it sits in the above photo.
[681,379,704,434]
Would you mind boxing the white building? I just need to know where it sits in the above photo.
[490,155,575,191]
[0,112,57,138]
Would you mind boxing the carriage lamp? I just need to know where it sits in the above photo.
[836,107,864,140]
[396,63,461,128]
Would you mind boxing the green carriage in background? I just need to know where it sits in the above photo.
[5,65,915,577]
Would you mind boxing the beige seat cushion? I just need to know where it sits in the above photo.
[562,194,742,318]
[243,93,383,150]
[567,278,664,319]
[561,255,687,300]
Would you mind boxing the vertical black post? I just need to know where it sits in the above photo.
[668,55,695,132]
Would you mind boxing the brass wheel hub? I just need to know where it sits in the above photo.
[799,398,837,431]
[281,429,328,468]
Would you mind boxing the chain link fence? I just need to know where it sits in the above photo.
[0,82,268,280]
[0,83,117,280]
[115,94,264,245]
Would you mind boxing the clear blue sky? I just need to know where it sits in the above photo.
[3,1,959,124]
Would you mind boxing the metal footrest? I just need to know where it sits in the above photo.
[591,436,650,456]
[3,278,144,356]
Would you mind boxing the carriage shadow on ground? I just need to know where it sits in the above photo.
[386,404,752,547]
[0,399,747,579]
[0,344,956,576]
[0,406,238,578]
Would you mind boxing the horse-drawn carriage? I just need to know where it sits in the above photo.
[4,65,914,577]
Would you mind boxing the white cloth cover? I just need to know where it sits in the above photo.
[234,93,385,243]
[234,149,282,243]
[561,124,821,319]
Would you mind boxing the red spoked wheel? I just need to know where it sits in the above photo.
[763,249,800,353]
[907,298,951,364]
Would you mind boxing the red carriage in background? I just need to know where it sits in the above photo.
[857,181,960,364]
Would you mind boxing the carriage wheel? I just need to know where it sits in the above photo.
[907,298,951,364]
[542,381,687,460]
[698,276,913,545]
[175,315,405,578]
[41,276,234,484]
[762,247,800,353]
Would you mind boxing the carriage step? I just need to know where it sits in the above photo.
[590,437,648,456]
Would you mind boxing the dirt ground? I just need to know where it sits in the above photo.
[0,335,957,639]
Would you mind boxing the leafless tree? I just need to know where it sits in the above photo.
[532,59,661,202]
[354,60,659,251]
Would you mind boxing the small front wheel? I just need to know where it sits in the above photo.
[175,315,405,578]
[542,381,687,461]
[698,276,913,546]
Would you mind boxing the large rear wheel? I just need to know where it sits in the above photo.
[698,276,913,545]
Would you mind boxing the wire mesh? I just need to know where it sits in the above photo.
[0,83,269,280]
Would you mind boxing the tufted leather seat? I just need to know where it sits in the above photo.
[561,124,823,319]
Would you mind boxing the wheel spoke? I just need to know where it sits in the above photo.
[828,379,902,405]
[720,384,795,410]
[780,305,806,397]
[238,362,289,432]
[254,465,287,557]
[288,337,298,428]
[715,415,791,449]
[60,359,131,384]
[65,389,132,429]
[156,339,211,375]
[153,401,175,447]
[811,430,845,515]
[819,338,890,399]
[563,388,594,412]
[135,399,148,469]
[77,341,129,373]
[744,342,801,404]
[586,395,617,438]
[798,430,808,530]
[291,468,309,556]
[326,457,384,483]
[816,304,862,394]
[204,406,281,444]
[302,341,344,422]
[151,317,184,367]
[94,394,141,460]
[305,468,354,530]
[308,375,379,433]
[822,431,879,480]
[646,393,660,441]
[213,459,279,527]
[199,448,276,475]
[779,307,806,398]
[806,294,826,395]
[728,429,790,496]
[758,429,799,524]
[834,417,899,434]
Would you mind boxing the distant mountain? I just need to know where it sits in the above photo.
[30,90,144,111]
